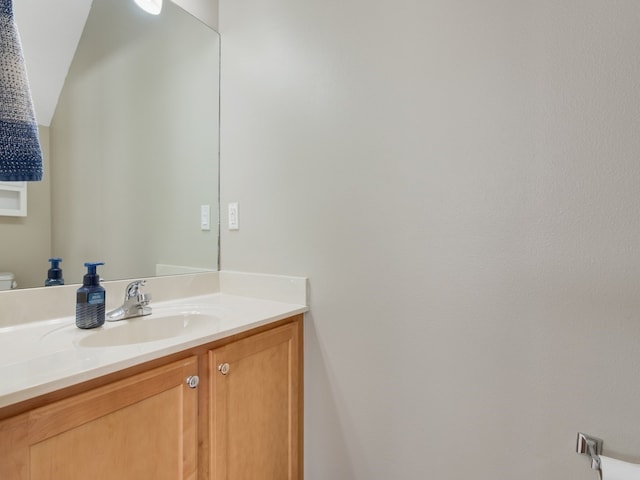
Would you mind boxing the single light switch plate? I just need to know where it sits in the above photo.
[228,202,239,230]
[200,204,211,231]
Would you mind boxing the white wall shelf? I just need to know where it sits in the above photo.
[0,181,27,217]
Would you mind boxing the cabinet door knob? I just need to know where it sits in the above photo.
[186,375,200,389]
[218,363,230,375]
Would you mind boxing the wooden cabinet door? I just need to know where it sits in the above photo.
[209,321,303,480]
[0,356,199,480]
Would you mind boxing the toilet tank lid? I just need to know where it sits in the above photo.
[0,272,15,280]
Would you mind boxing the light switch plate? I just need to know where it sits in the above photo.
[200,204,211,231]
[228,202,239,230]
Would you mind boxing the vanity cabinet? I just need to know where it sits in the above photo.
[0,356,199,480]
[0,315,303,480]
[209,321,303,480]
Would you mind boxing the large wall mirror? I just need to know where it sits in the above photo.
[2,0,220,289]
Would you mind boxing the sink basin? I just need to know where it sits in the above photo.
[78,311,220,347]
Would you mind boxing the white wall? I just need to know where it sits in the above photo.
[219,1,640,478]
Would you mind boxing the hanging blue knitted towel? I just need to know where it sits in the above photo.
[0,0,43,181]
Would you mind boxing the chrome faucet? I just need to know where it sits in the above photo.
[106,280,152,321]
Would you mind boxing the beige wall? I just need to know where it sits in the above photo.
[50,0,219,285]
[0,127,51,288]
[219,1,640,478]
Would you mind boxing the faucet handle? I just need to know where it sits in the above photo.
[125,279,147,299]
[139,292,152,305]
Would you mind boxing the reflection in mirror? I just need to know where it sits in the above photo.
[1,0,220,289]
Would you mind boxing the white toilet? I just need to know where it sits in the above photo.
[0,272,17,290]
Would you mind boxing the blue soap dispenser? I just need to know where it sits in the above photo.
[45,258,64,286]
[76,262,106,329]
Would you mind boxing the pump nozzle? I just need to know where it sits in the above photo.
[45,258,64,286]
[83,262,105,286]
[84,262,105,274]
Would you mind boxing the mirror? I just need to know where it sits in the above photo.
[1,0,220,289]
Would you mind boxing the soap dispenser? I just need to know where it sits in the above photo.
[76,262,106,329]
[45,258,64,286]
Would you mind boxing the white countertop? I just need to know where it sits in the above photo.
[0,287,307,409]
